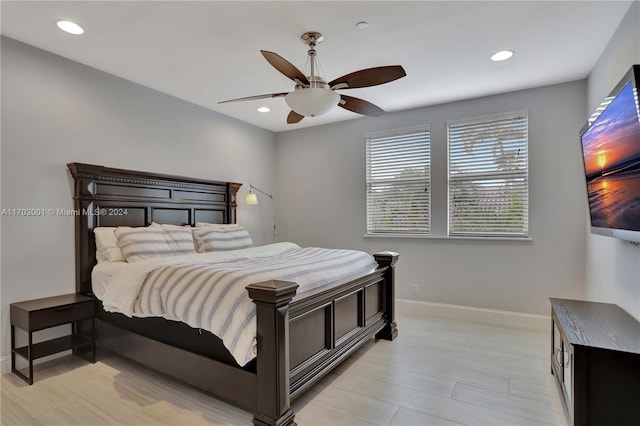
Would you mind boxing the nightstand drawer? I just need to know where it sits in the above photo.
[10,294,95,331]
[28,301,94,330]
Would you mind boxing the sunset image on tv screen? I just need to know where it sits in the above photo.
[580,82,640,231]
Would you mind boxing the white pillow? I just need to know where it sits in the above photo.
[94,227,126,263]
[195,222,241,229]
[115,226,196,262]
[192,225,254,253]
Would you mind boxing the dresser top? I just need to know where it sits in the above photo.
[550,298,640,355]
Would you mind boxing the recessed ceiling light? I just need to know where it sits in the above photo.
[257,106,270,113]
[56,20,84,35]
[356,21,369,31]
[491,50,514,62]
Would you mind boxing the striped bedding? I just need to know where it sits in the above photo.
[99,242,378,366]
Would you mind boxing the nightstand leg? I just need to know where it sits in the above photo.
[27,331,33,385]
[11,326,32,385]
[10,325,16,372]
[72,318,96,363]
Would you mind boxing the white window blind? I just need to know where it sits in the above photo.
[366,127,430,235]
[448,112,528,237]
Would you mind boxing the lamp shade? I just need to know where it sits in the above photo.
[245,192,258,205]
[285,88,340,117]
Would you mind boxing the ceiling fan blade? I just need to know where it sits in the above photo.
[261,50,309,86]
[329,65,406,89]
[218,92,288,104]
[339,95,385,117]
[287,110,304,124]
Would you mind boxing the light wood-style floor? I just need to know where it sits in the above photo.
[2,309,568,425]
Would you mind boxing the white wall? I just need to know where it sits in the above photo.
[0,37,277,369]
[585,2,640,320]
[276,80,587,316]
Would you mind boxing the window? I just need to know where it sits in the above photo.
[365,126,431,235]
[447,111,528,237]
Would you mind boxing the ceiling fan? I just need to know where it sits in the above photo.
[219,31,407,124]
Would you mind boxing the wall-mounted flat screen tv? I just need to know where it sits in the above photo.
[579,64,640,243]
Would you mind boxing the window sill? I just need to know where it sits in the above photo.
[364,234,532,242]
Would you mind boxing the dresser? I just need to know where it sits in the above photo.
[550,298,640,425]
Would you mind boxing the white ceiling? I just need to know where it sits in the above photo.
[0,1,633,133]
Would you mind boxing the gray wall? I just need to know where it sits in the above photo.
[585,2,640,320]
[0,37,277,368]
[276,80,587,316]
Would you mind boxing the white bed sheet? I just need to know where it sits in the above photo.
[92,261,128,300]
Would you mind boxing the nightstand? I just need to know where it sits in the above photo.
[10,293,95,384]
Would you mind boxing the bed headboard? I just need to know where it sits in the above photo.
[68,163,241,295]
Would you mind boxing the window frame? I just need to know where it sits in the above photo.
[446,110,529,239]
[364,125,431,237]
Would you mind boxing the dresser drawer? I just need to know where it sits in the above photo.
[20,300,94,331]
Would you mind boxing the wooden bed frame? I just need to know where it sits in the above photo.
[68,162,398,426]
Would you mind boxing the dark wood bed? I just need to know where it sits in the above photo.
[68,162,398,426]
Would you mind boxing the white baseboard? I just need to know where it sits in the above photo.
[397,299,550,333]
[1,355,10,375]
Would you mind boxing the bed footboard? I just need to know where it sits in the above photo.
[246,251,399,426]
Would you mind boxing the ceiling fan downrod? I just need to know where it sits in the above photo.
[301,31,326,89]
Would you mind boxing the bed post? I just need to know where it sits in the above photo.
[373,251,399,341]
[247,280,299,426]
[227,182,242,224]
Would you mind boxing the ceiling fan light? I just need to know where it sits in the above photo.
[285,88,340,117]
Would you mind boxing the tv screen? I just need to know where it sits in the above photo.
[579,65,640,243]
